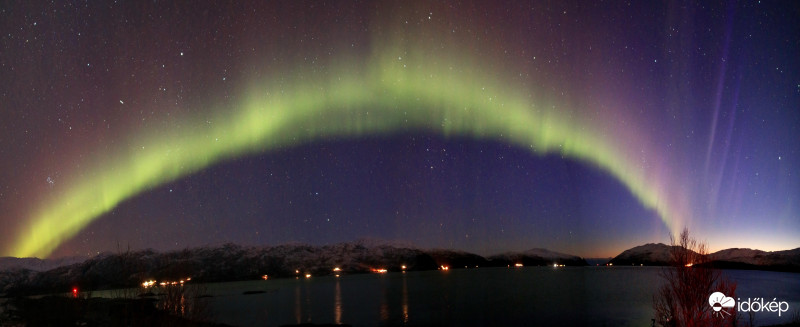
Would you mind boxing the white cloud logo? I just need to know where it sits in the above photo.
[709,292,736,317]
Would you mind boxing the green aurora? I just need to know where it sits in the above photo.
[10,42,687,258]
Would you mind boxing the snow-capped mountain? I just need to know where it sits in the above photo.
[1,242,434,296]
[3,241,578,296]
[608,243,687,266]
[709,248,766,265]
[521,248,583,260]
[488,248,587,266]
[0,256,86,272]
[608,243,800,270]
[708,247,800,269]
[3,241,796,297]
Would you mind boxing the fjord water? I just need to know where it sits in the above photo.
[204,267,798,326]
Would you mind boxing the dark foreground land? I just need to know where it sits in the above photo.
[0,296,228,327]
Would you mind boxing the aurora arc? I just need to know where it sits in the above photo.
[10,48,687,258]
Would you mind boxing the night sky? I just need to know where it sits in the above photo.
[1,1,798,259]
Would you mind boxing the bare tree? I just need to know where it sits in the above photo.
[653,227,738,327]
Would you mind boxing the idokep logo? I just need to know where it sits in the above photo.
[709,292,791,318]
[738,297,791,317]
[709,292,736,317]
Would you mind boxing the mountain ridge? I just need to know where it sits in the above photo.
[3,241,797,297]
[607,243,800,271]
[0,241,587,297]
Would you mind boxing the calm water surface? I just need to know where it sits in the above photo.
[200,267,799,327]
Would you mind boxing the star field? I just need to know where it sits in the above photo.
[0,1,797,258]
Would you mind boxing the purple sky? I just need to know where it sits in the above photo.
[1,1,797,258]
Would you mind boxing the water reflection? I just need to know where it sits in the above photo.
[334,278,342,324]
[294,283,301,324]
[180,294,186,317]
[292,277,318,324]
[303,280,312,322]
[380,277,389,321]
[402,274,409,324]
[287,273,413,325]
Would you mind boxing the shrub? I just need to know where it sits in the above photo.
[653,228,738,327]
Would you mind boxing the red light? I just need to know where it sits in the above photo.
[72,287,78,298]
